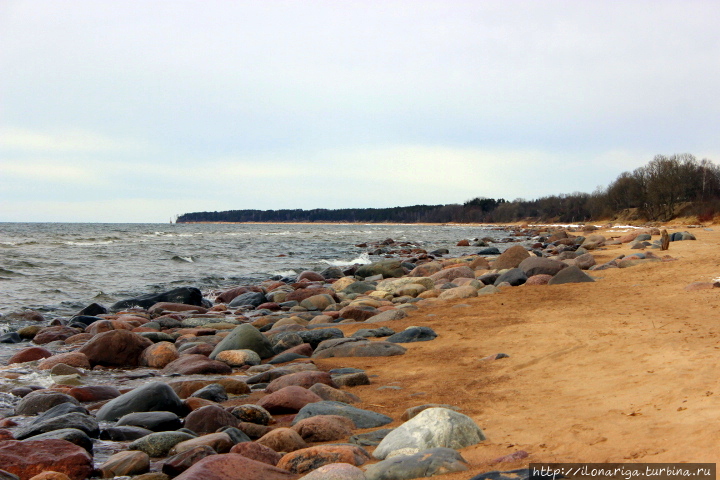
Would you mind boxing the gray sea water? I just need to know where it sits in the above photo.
[0,222,517,324]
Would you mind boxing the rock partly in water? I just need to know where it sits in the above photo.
[365,447,469,480]
[293,401,393,429]
[95,382,185,422]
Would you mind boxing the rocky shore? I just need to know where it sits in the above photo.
[0,224,706,480]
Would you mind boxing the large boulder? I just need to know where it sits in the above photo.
[277,445,371,475]
[209,324,274,360]
[355,260,405,279]
[111,286,204,311]
[161,354,232,375]
[14,412,99,440]
[492,245,530,270]
[518,257,566,277]
[15,391,80,416]
[95,382,185,422]
[0,439,93,480]
[547,266,595,285]
[365,447,469,480]
[173,453,298,480]
[184,405,239,435]
[428,266,475,284]
[312,339,406,359]
[373,407,485,459]
[228,292,267,308]
[493,268,527,287]
[78,330,153,367]
[293,401,392,429]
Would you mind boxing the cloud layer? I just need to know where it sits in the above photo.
[1,1,718,222]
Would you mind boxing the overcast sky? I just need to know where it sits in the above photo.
[1,1,718,222]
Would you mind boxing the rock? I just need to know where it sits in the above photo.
[0,332,21,344]
[581,234,606,249]
[16,326,42,340]
[24,428,93,453]
[67,385,120,403]
[437,285,478,300]
[37,353,90,371]
[129,431,196,457]
[139,341,179,368]
[0,470,19,480]
[387,327,437,343]
[365,309,408,323]
[338,305,380,322]
[293,401,392,429]
[298,463,366,480]
[299,294,336,311]
[265,371,337,393]
[0,439,93,480]
[257,386,323,414]
[352,327,395,338]
[231,404,273,425]
[493,268,527,287]
[27,473,71,480]
[574,253,596,270]
[309,384,361,404]
[15,391,80,416]
[162,445,216,477]
[312,339,406,359]
[78,330,153,367]
[228,292,267,308]
[291,415,355,442]
[8,347,53,365]
[256,428,308,453]
[229,442,282,466]
[373,408,485,459]
[100,450,150,478]
[547,266,595,285]
[184,405,238,434]
[492,245,530,270]
[216,286,264,304]
[209,324,274,360]
[407,262,442,277]
[161,354,232,375]
[524,274,552,286]
[190,383,228,403]
[95,382,185,422]
[365,447,468,480]
[99,426,153,441]
[50,363,81,376]
[14,412,99,440]
[33,326,82,345]
[173,454,299,480]
[341,282,376,295]
[169,432,234,455]
[349,428,393,447]
[277,445,371,474]
[216,349,261,367]
[355,260,405,279]
[467,468,530,480]
[111,287,204,311]
[332,372,370,388]
[116,411,182,432]
[400,404,460,421]
[518,257,566,277]
[428,266,475,284]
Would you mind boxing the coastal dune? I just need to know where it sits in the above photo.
[312,225,720,476]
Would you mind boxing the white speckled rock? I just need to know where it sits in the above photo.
[298,462,367,480]
[372,407,485,460]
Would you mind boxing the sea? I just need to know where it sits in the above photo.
[0,222,518,330]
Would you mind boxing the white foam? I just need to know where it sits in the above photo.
[271,269,298,277]
[17,371,55,388]
[322,253,372,266]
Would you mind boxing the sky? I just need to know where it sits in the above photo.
[1,1,719,223]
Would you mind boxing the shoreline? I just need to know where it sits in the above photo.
[0,223,716,478]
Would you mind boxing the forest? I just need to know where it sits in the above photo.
[177,154,720,224]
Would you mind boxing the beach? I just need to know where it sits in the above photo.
[0,222,716,479]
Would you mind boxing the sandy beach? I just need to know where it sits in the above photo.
[2,221,718,479]
[312,223,720,477]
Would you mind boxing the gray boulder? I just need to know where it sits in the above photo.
[95,382,185,422]
[293,401,393,429]
[228,291,267,308]
[365,448,469,480]
[373,407,485,460]
[493,268,527,287]
[209,323,274,360]
[518,257,566,277]
[547,265,595,285]
[387,327,437,343]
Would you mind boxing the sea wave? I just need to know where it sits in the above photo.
[65,241,115,246]
[172,255,195,263]
[322,253,372,266]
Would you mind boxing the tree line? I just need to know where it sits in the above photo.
[177,154,720,224]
